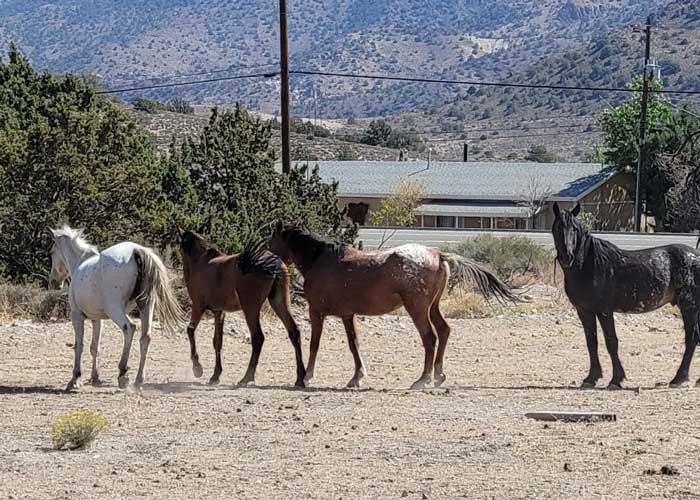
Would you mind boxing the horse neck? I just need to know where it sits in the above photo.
[286,232,323,274]
[58,239,96,275]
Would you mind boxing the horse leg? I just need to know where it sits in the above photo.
[343,316,367,388]
[66,309,86,391]
[404,299,437,390]
[110,310,136,390]
[268,280,306,387]
[133,299,155,389]
[209,311,225,386]
[596,312,626,390]
[430,303,451,388]
[576,308,602,388]
[671,301,698,388]
[304,309,325,385]
[187,307,204,378]
[89,320,103,386]
[239,306,264,386]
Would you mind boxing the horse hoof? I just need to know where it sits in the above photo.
[410,378,430,390]
[65,381,79,392]
[346,379,361,389]
[607,382,623,391]
[89,377,103,387]
[208,377,220,386]
[669,380,689,389]
[118,376,129,390]
[237,378,255,387]
[303,374,314,386]
[294,379,306,389]
[192,364,204,379]
[434,374,447,388]
[695,379,700,388]
[580,381,596,389]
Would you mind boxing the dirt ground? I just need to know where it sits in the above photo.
[2,290,700,500]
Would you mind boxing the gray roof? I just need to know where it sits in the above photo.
[311,161,618,201]
[416,203,533,218]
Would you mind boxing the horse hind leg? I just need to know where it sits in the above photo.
[239,304,265,387]
[66,309,87,391]
[343,316,367,389]
[107,307,136,390]
[89,320,103,386]
[671,299,698,388]
[133,299,155,389]
[404,297,437,390]
[430,303,450,388]
[187,306,205,379]
[268,277,306,387]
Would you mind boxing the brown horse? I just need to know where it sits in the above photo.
[179,229,305,387]
[268,222,517,389]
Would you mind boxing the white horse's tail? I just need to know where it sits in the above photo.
[134,247,185,336]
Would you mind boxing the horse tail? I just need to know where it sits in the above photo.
[134,247,185,336]
[238,239,283,278]
[439,252,519,304]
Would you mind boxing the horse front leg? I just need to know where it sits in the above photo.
[597,312,626,390]
[671,301,698,388]
[210,311,225,386]
[304,309,326,386]
[576,308,602,388]
[66,310,87,391]
[89,320,103,386]
[187,307,204,379]
[342,315,367,388]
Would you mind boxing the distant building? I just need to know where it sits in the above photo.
[313,161,635,230]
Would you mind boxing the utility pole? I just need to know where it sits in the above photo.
[634,15,652,232]
[279,0,291,174]
[463,143,468,162]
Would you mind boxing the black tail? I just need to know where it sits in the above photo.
[440,252,519,304]
[238,238,283,278]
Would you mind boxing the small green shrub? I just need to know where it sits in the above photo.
[51,409,108,450]
[445,235,553,281]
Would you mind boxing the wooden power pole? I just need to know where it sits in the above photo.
[279,0,291,174]
[634,16,652,232]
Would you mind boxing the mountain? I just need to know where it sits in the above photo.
[2,0,699,161]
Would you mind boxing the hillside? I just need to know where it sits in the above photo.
[3,0,699,162]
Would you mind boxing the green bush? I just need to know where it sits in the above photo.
[445,235,553,281]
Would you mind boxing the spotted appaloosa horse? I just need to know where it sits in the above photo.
[268,222,517,389]
[179,229,305,387]
[552,202,700,389]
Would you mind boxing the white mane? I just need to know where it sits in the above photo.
[53,225,99,255]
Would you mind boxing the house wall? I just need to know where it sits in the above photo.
[538,172,635,230]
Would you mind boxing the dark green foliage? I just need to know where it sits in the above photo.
[270,117,331,138]
[165,105,356,252]
[0,46,179,282]
[165,97,194,114]
[357,119,423,151]
[132,97,166,114]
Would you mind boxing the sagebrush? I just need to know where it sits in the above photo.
[445,235,553,282]
[51,409,108,450]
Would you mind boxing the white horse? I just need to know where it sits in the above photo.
[49,226,184,391]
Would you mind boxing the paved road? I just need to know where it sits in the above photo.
[357,228,700,250]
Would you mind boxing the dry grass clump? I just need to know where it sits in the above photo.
[440,291,494,319]
[0,283,69,321]
[51,409,108,450]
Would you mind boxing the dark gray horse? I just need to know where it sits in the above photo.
[552,202,700,389]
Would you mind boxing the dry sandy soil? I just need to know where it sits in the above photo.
[2,291,700,500]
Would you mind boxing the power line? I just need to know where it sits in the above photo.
[117,62,279,83]
[332,123,598,138]
[291,69,700,95]
[95,71,279,95]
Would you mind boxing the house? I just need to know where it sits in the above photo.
[311,160,635,230]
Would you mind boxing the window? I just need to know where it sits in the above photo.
[436,216,456,228]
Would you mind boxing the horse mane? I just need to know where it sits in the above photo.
[285,226,347,264]
[575,223,623,270]
[238,238,282,277]
[54,225,99,255]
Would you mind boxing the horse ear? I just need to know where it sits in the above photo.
[48,227,59,238]
[274,220,283,234]
[572,203,581,217]
[552,202,561,219]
